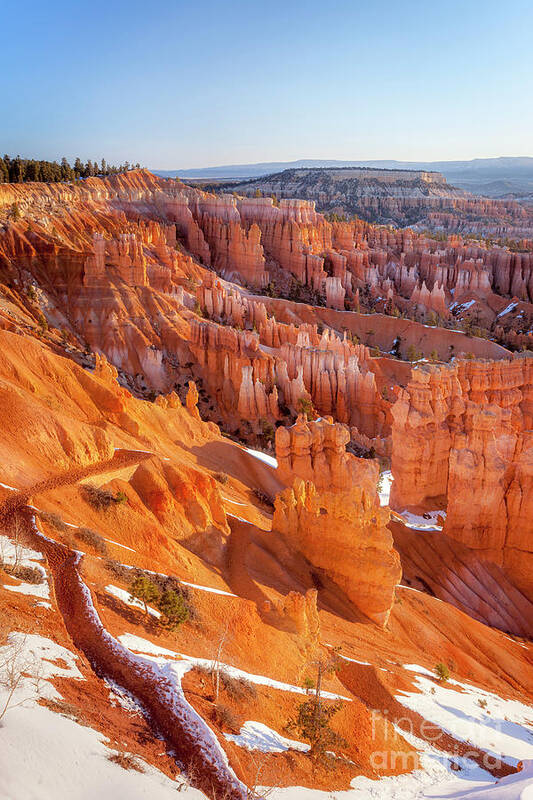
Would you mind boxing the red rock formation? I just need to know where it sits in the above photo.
[390,355,533,599]
[273,478,401,626]
[200,217,268,287]
[275,414,378,496]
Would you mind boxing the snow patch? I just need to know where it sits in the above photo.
[180,581,237,597]
[105,585,161,618]
[225,720,310,753]
[497,302,518,318]
[379,470,393,506]
[119,633,351,700]
[397,509,446,531]
[104,537,136,552]
[1,533,50,601]
[244,447,278,469]
[395,674,533,767]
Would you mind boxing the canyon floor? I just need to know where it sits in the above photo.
[0,170,532,800]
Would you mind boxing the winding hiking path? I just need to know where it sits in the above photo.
[0,451,251,800]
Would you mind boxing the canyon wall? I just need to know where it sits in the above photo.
[390,355,533,599]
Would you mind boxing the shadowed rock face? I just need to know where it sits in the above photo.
[390,356,533,600]
[273,478,401,627]
[273,416,401,627]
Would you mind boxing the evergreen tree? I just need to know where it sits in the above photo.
[157,589,189,630]
[287,649,347,758]
[129,575,160,616]
[0,154,136,184]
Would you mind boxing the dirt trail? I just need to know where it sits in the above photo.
[0,452,251,800]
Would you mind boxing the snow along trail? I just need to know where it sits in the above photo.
[0,460,253,800]
[25,520,251,800]
[0,634,207,800]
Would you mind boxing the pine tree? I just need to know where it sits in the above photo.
[157,589,189,630]
[287,648,347,758]
[129,575,160,616]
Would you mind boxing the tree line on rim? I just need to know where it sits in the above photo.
[0,155,142,184]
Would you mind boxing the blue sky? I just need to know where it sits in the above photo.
[2,0,532,168]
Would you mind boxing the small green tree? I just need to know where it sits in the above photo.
[296,396,314,420]
[288,649,346,758]
[435,662,450,682]
[129,575,160,616]
[11,202,21,221]
[157,589,189,630]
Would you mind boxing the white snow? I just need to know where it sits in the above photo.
[379,470,394,506]
[105,584,161,618]
[0,481,17,491]
[404,664,439,677]
[222,495,248,506]
[497,302,518,318]
[227,513,251,523]
[225,720,310,753]
[264,726,517,800]
[180,581,237,597]
[395,673,533,767]
[396,509,447,531]
[119,633,351,700]
[0,533,50,601]
[262,663,533,799]
[339,653,372,666]
[244,447,278,469]
[4,579,50,600]
[0,635,206,800]
[450,300,477,313]
[104,537,136,552]
[425,761,533,799]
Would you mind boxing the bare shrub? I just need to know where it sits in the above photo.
[3,564,43,584]
[107,752,145,772]
[103,559,131,581]
[212,703,239,732]
[75,527,108,556]
[0,634,44,723]
[0,520,25,570]
[42,697,83,723]
[214,472,229,485]
[82,484,121,511]
[38,511,68,532]
[252,488,273,508]
[220,672,257,703]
